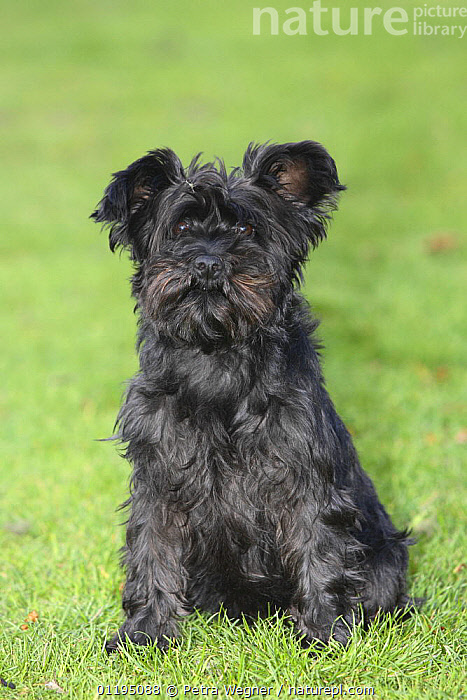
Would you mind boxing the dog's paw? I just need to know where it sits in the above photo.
[289,607,354,648]
[104,621,178,654]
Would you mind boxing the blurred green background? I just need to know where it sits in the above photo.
[1,0,465,696]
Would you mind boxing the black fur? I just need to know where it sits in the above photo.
[92,141,415,652]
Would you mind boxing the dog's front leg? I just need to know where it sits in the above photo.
[284,505,363,646]
[105,487,188,652]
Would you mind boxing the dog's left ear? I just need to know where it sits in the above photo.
[243,140,345,211]
[91,149,184,259]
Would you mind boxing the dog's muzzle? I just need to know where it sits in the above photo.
[192,255,225,286]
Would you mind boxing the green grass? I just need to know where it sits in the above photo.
[0,0,465,697]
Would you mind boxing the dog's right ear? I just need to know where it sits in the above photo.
[91,149,184,258]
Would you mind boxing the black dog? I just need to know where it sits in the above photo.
[92,141,414,652]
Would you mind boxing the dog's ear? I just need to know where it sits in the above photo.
[243,140,345,211]
[91,148,184,258]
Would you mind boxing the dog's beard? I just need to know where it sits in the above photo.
[143,263,276,347]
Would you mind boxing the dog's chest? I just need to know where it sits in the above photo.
[173,348,253,421]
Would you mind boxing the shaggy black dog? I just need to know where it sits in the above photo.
[92,141,414,652]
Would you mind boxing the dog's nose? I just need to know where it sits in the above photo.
[193,255,224,281]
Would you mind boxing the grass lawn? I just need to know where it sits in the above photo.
[1,1,465,698]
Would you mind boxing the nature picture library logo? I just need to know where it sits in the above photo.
[253,2,467,38]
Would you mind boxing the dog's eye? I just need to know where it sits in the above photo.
[235,223,254,235]
[173,221,191,234]
[174,220,190,234]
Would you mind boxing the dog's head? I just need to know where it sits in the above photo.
[92,141,344,348]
